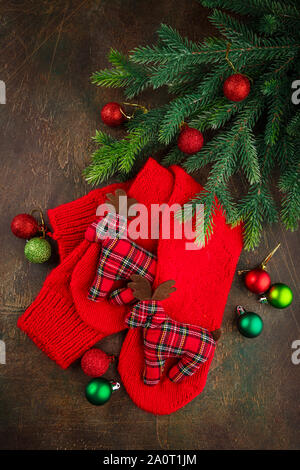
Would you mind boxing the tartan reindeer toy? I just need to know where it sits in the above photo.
[85,189,157,303]
[125,275,222,385]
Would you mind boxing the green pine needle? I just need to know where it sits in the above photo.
[85,0,300,250]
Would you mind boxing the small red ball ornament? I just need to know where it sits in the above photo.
[223,74,251,102]
[81,349,114,377]
[101,102,126,127]
[244,268,271,294]
[11,213,39,239]
[177,126,204,154]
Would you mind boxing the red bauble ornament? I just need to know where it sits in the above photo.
[244,268,271,294]
[177,126,204,155]
[223,74,251,102]
[101,102,126,127]
[81,349,114,377]
[11,213,39,239]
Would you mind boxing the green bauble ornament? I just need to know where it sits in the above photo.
[85,378,120,406]
[259,283,293,309]
[236,306,263,338]
[24,237,51,263]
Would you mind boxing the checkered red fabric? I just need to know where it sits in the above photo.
[109,287,136,305]
[125,300,216,385]
[85,211,127,242]
[86,213,157,302]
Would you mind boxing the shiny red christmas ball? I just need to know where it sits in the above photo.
[11,213,39,239]
[177,126,204,154]
[244,268,271,294]
[81,349,112,377]
[223,74,251,102]
[100,102,126,127]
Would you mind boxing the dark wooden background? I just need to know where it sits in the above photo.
[0,0,299,450]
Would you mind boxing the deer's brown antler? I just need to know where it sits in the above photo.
[152,280,176,301]
[128,275,153,300]
[211,329,222,342]
[105,189,137,216]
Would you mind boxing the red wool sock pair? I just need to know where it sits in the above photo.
[18,158,242,415]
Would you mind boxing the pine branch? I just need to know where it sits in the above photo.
[238,126,261,184]
[238,183,278,249]
[287,110,300,136]
[92,48,151,98]
[209,9,261,46]
[157,24,201,52]
[279,160,300,230]
[199,0,300,19]
[91,69,130,88]
[86,0,300,249]
[162,147,186,166]
[159,63,229,144]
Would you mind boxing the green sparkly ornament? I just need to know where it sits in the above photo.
[259,283,293,309]
[85,378,120,406]
[24,237,51,263]
[236,306,263,338]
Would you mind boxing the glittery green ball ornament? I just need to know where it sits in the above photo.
[85,378,120,406]
[236,306,263,338]
[259,283,293,309]
[24,237,51,263]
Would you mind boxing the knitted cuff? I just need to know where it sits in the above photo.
[18,281,103,369]
[48,182,130,261]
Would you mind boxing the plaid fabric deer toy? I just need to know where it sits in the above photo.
[85,189,157,303]
[125,275,221,385]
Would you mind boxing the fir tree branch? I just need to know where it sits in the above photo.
[199,0,300,19]
[86,0,300,249]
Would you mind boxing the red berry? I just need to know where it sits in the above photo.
[223,74,251,102]
[101,102,126,127]
[244,268,271,294]
[177,126,204,155]
[81,349,112,377]
[11,213,39,239]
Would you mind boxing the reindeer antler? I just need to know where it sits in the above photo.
[105,189,137,216]
[129,275,176,301]
[152,280,176,301]
[128,275,153,300]
[211,329,222,342]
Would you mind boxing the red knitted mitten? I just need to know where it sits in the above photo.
[18,159,174,366]
[17,242,104,369]
[18,159,175,366]
[125,276,219,385]
[118,165,243,415]
[69,160,174,333]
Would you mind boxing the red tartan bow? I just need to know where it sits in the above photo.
[125,276,221,385]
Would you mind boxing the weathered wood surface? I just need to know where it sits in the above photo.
[0,0,299,450]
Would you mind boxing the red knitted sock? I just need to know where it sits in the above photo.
[18,178,130,368]
[17,242,104,368]
[18,159,174,366]
[118,166,243,415]
[70,159,174,332]
[48,182,130,261]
